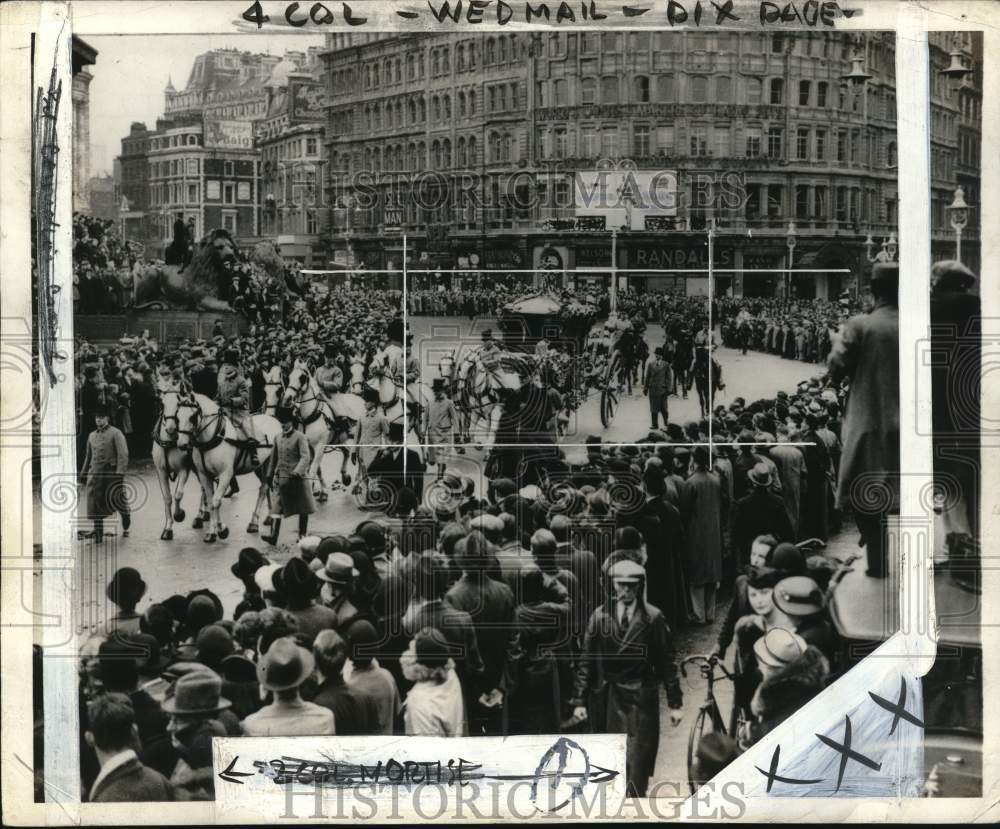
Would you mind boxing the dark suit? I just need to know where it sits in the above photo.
[731,488,794,567]
[643,356,672,428]
[402,598,485,693]
[573,600,682,797]
[312,677,379,735]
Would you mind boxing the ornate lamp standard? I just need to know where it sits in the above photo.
[785,221,797,298]
[945,187,969,263]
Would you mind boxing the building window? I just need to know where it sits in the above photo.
[771,33,785,53]
[767,185,783,218]
[633,76,650,103]
[656,75,675,103]
[186,158,198,175]
[238,181,251,201]
[767,127,783,159]
[814,185,827,219]
[553,79,568,106]
[187,183,198,203]
[224,183,235,204]
[601,76,619,104]
[689,126,707,156]
[633,124,650,156]
[554,127,567,158]
[714,127,730,157]
[716,77,731,104]
[798,80,811,106]
[850,129,860,162]
[795,184,809,219]
[837,84,848,109]
[222,211,237,234]
[206,180,220,199]
[601,125,618,158]
[835,186,848,222]
[769,78,784,105]
[656,125,674,154]
[582,33,599,53]
[816,82,828,108]
[836,130,847,162]
[796,128,809,160]
[745,128,761,157]
[744,183,762,219]
[603,32,621,52]
[815,129,827,161]
[886,141,897,167]
[746,78,762,105]
[581,77,597,104]
[690,76,708,103]
[306,137,317,155]
[224,161,234,176]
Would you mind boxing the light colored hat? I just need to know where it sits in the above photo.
[609,559,645,583]
[753,627,808,669]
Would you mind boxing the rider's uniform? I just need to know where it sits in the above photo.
[315,363,344,398]
[217,366,256,441]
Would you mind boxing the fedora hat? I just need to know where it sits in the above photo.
[773,576,825,616]
[256,637,315,691]
[161,669,232,715]
[316,552,359,585]
[748,462,773,488]
[609,559,645,583]
[106,567,147,607]
[753,627,807,669]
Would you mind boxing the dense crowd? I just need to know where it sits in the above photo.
[73,213,143,314]
[67,255,989,802]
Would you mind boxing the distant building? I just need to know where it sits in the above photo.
[87,174,117,221]
[72,37,98,213]
[257,53,328,266]
[321,31,981,297]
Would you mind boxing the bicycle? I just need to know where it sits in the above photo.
[681,653,745,794]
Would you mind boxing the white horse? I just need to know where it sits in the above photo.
[348,355,367,395]
[453,347,526,446]
[261,365,285,416]
[282,365,364,500]
[151,387,209,540]
[366,352,432,439]
[175,394,279,542]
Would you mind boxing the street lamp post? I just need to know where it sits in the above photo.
[946,186,969,263]
[785,220,797,299]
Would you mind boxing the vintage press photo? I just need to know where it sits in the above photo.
[3,2,994,823]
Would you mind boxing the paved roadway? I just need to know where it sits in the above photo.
[68,324,834,795]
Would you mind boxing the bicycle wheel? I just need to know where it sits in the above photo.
[600,386,618,427]
[600,353,622,427]
[688,703,728,795]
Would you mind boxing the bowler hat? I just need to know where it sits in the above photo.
[431,377,447,391]
[220,653,258,684]
[196,624,236,666]
[107,567,147,607]
[753,627,807,669]
[231,547,270,581]
[161,669,232,715]
[256,637,315,691]
[773,576,825,616]
[276,406,296,424]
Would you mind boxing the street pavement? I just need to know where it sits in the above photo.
[67,325,841,795]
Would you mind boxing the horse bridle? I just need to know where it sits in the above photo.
[175,399,224,448]
[154,389,184,447]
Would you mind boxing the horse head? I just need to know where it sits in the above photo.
[283,365,310,409]
[348,358,366,395]
[175,397,202,450]
[263,374,285,414]
[157,388,184,441]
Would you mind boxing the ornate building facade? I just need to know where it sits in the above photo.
[322,30,980,297]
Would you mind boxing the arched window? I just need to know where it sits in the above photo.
[553,79,568,106]
[396,100,403,125]
[432,95,441,121]
[468,136,477,164]
[442,139,451,167]
[442,46,450,72]
[601,76,618,103]
[716,76,731,103]
[690,76,708,103]
[418,141,426,165]
[603,32,621,52]
[485,37,496,64]
[406,54,415,79]
[431,50,440,75]
[418,96,426,121]
[432,140,441,168]
[443,94,451,119]
[581,77,597,104]
[408,143,417,170]
[499,35,509,63]
[468,42,477,68]
[468,89,476,113]
[633,75,650,103]
[384,59,392,82]
[408,99,416,123]
[499,85,508,112]
[373,64,380,86]
[458,91,466,117]
[456,44,465,71]
[502,133,513,162]
[457,137,466,166]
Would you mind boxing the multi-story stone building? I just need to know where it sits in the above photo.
[322,31,980,298]
[257,53,328,266]
[72,37,98,213]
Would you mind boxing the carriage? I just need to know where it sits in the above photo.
[441,291,630,437]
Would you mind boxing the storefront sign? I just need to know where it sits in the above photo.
[630,246,734,269]
[575,245,612,267]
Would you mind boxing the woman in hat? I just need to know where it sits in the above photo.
[772,575,837,660]
[400,627,467,737]
[263,407,316,545]
[749,637,829,744]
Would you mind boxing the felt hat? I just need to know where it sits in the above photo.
[753,627,807,669]
[773,576,825,617]
[106,567,147,607]
[161,669,232,715]
[276,557,319,599]
[231,547,270,581]
[316,552,359,585]
[256,637,315,691]
[748,463,773,488]
[609,559,645,583]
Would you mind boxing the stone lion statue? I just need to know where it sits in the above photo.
[133,228,239,312]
